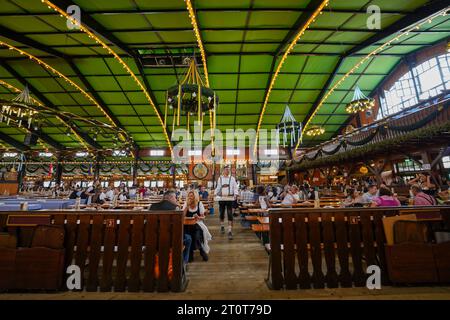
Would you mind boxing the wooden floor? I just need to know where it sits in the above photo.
[1,212,450,300]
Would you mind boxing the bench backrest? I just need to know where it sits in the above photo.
[0,210,186,293]
[267,206,450,290]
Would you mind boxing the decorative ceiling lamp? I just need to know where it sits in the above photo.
[165,58,218,139]
[345,86,375,114]
[0,87,134,151]
[0,86,37,128]
[305,125,325,137]
[276,105,302,147]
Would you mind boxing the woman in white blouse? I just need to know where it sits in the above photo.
[183,190,211,262]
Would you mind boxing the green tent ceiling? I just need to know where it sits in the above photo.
[0,0,449,151]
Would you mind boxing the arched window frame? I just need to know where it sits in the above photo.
[377,52,450,120]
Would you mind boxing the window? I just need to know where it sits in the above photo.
[150,150,165,156]
[75,152,88,157]
[226,149,240,156]
[264,149,279,156]
[144,181,151,187]
[101,181,109,187]
[3,152,18,158]
[157,181,164,187]
[378,53,450,119]
[127,181,134,187]
[412,56,446,100]
[112,150,127,157]
[188,150,202,156]
[150,181,157,187]
[378,71,418,118]
[443,156,450,169]
[397,159,423,173]
[176,180,185,188]
[114,181,121,187]
[39,152,53,157]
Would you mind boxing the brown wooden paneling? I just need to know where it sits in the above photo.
[294,213,311,289]
[322,212,338,288]
[143,214,158,292]
[282,214,297,289]
[309,212,325,289]
[128,215,144,292]
[114,215,130,292]
[86,214,104,292]
[269,213,283,289]
[100,214,116,292]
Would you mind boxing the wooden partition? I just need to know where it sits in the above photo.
[267,206,450,290]
[0,210,187,293]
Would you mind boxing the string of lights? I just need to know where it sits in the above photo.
[184,0,216,153]
[296,8,449,152]
[253,0,329,155]
[0,40,117,129]
[42,0,173,155]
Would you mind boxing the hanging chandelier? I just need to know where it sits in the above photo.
[345,86,375,114]
[305,125,325,137]
[0,86,134,151]
[276,105,302,147]
[165,58,218,139]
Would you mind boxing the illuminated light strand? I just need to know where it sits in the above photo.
[184,0,216,154]
[253,0,329,155]
[0,41,116,129]
[184,0,209,87]
[0,79,91,151]
[42,0,173,155]
[295,7,449,151]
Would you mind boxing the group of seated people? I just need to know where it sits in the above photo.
[67,182,175,204]
[236,175,449,209]
[149,189,211,266]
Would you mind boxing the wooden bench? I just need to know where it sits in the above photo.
[0,210,187,293]
[266,206,450,290]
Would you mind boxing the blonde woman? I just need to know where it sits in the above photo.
[183,190,211,262]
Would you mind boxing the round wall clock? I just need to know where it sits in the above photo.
[192,163,208,180]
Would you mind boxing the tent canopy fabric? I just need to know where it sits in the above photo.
[0,0,448,151]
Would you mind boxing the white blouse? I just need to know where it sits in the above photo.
[182,201,206,216]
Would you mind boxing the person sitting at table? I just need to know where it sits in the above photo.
[307,186,317,200]
[361,184,378,203]
[281,186,300,205]
[255,185,271,210]
[239,185,255,204]
[118,191,128,201]
[371,187,401,207]
[408,173,437,197]
[69,187,80,199]
[149,190,191,267]
[410,184,437,206]
[198,185,209,201]
[343,188,365,207]
[182,190,211,262]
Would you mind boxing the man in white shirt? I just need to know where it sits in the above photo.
[361,184,378,203]
[214,166,239,240]
[105,187,115,201]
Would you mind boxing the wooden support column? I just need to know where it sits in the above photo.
[55,155,63,187]
[132,149,139,186]
[17,153,27,192]
[252,164,258,186]
[172,164,176,188]
[94,153,101,182]
[421,151,440,187]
